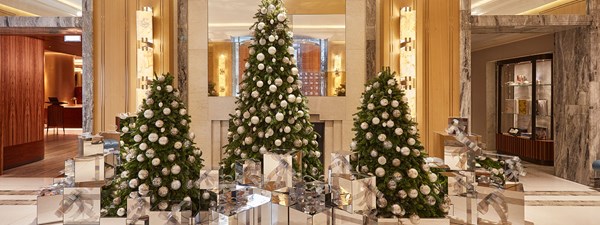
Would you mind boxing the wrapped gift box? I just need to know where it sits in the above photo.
[210,201,254,225]
[147,201,193,225]
[250,202,288,225]
[332,208,364,225]
[37,194,64,224]
[289,204,332,225]
[99,217,127,224]
[476,183,524,225]
[295,181,329,211]
[444,171,476,196]
[103,151,119,180]
[263,149,302,191]
[73,155,105,183]
[328,151,354,182]
[271,187,297,206]
[200,169,220,190]
[235,159,262,187]
[331,172,376,214]
[79,134,105,157]
[448,194,477,225]
[62,187,101,225]
[444,147,474,171]
[127,197,151,223]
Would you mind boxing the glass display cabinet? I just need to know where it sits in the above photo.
[496,54,553,165]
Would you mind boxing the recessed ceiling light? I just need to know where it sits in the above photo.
[64,35,81,42]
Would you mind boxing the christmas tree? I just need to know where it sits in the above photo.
[220,0,323,180]
[350,68,449,220]
[101,73,205,216]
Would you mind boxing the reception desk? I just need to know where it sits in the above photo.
[63,105,82,128]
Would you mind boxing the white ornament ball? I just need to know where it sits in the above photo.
[128,179,139,188]
[268,35,275,42]
[291,67,299,75]
[378,156,387,165]
[258,64,265,70]
[171,180,181,190]
[367,103,375,110]
[268,47,277,55]
[179,108,187,116]
[408,138,416,146]
[378,134,387,142]
[395,128,403,136]
[275,139,282,146]
[350,141,357,150]
[370,149,378,157]
[144,110,154,119]
[152,158,161,166]
[148,133,158,142]
[386,120,394,127]
[380,99,389,106]
[116,208,126,217]
[410,214,420,225]
[420,185,431,195]
[168,154,176,162]
[158,136,168,145]
[158,186,168,197]
[392,158,401,167]
[428,173,438,182]
[408,168,419,179]
[275,112,284,121]
[138,183,150,196]
[375,167,385,177]
[269,84,277,92]
[392,100,400,108]
[237,126,245,134]
[171,164,181,175]
[155,120,164,128]
[174,141,183,149]
[162,108,171,115]
[398,190,408,199]
[402,96,409,103]
[257,53,265,61]
[251,116,260,124]
[372,117,380,125]
[277,13,287,22]
[257,80,264,87]
[257,22,265,30]
[121,126,129,133]
[408,189,419,198]
[296,96,302,103]
[138,170,149,180]
[139,125,148,133]
[287,46,295,55]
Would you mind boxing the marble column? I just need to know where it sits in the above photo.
[365,0,376,80]
[459,0,471,119]
[82,0,94,133]
[178,0,189,105]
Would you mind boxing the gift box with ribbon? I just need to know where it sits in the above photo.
[449,194,477,225]
[104,150,120,180]
[289,204,333,225]
[332,208,364,225]
[250,202,288,225]
[263,149,302,191]
[328,151,354,181]
[147,201,193,225]
[235,159,263,188]
[271,187,297,206]
[295,181,330,212]
[61,187,101,224]
[476,183,524,225]
[200,169,220,190]
[127,197,151,224]
[444,171,476,196]
[218,181,253,207]
[79,133,105,157]
[210,198,255,225]
[331,172,377,214]
[38,183,65,225]
[74,154,105,184]
[444,147,474,171]
[99,217,128,224]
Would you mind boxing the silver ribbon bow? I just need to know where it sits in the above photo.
[242,163,262,186]
[356,178,381,211]
[329,153,352,175]
[128,197,149,225]
[477,191,509,225]
[266,154,293,185]
[452,173,475,195]
[504,157,526,182]
[56,189,98,220]
[449,147,470,170]
[447,124,482,156]
[199,170,218,188]
[160,201,190,225]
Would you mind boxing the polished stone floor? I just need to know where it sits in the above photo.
[0,163,597,225]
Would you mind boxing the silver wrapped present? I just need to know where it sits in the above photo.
[79,134,105,157]
[444,147,474,171]
[296,181,330,211]
[200,169,220,190]
[210,199,255,225]
[476,183,524,225]
[331,172,377,214]
[449,194,477,225]
[37,187,64,225]
[74,155,105,183]
[332,208,364,225]
[61,187,101,224]
[289,205,332,225]
[147,201,193,225]
[251,202,288,225]
[271,187,297,206]
[235,159,262,187]
[328,151,353,181]
[127,197,151,224]
[263,149,302,191]
[444,171,476,196]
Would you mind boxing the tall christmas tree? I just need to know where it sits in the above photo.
[102,73,205,216]
[350,68,449,220]
[220,0,323,180]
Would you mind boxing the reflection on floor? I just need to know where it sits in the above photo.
[1,129,80,177]
[0,163,598,224]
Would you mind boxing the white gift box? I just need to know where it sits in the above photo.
[235,159,263,187]
[127,197,151,222]
[99,217,127,225]
[74,155,105,183]
[251,202,289,225]
[328,151,354,181]
[476,183,524,225]
[263,149,302,191]
[210,202,254,225]
[62,187,101,225]
[79,134,105,157]
[331,173,376,214]
[444,171,476,196]
[148,210,193,225]
[332,208,364,225]
[444,148,473,171]
[37,194,64,224]
[449,194,477,225]
[289,205,332,225]
[200,169,220,190]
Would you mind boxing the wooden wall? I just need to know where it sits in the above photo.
[0,36,45,171]
[44,52,76,105]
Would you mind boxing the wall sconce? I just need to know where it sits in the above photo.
[218,54,227,96]
[334,54,342,76]
[136,6,154,106]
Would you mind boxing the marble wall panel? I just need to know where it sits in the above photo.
[178,0,189,105]
[459,0,471,119]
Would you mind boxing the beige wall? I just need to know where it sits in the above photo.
[471,34,554,149]
[44,52,76,105]
[93,0,174,133]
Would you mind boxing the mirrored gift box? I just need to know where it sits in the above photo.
[263,149,303,191]
[331,172,376,214]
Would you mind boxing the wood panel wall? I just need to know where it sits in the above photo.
[44,52,76,105]
[0,36,45,172]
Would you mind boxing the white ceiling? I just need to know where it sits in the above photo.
[208,0,345,41]
[0,0,81,16]
[471,0,559,15]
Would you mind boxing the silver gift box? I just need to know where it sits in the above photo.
[263,149,302,191]
[251,202,288,225]
[210,202,254,225]
[74,155,105,183]
[331,172,376,214]
[332,208,364,225]
[295,181,330,210]
[449,194,477,225]
[328,151,354,181]
[444,171,476,196]
[476,183,524,225]
[99,217,127,225]
[79,134,105,157]
[147,202,193,225]
[127,197,151,223]
[200,169,220,190]
[62,187,101,225]
[289,205,332,225]
[235,159,263,188]
[444,148,474,171]
[271,187,297,206]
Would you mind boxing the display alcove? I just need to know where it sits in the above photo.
[496,54,554,165]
